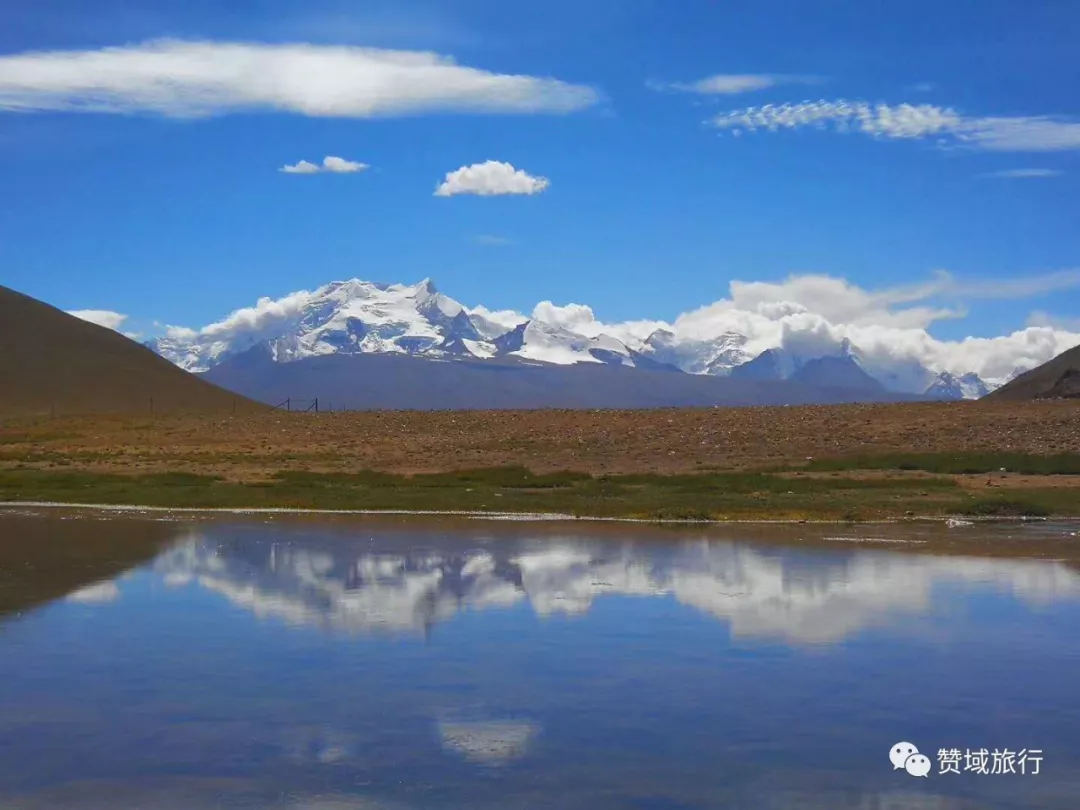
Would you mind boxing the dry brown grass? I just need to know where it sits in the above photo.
[2,399,1079,482]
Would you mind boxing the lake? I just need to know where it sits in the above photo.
[1,510,1079,809]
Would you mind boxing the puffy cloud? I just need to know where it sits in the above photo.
[164,325,198,340]
[280,160,321,174]
[652,73,819,95]
[980,168,1062,179]
[280,156,369,174]
[722,273,964,328]
[710,99,1080,152]
[531,301,598,333]
[0,40,599,118]
[466,304,530,339]
[322,156,367,173]
[506,271,1080,386]
[434,160,549,197]
[668,271,1080,385]
[193,290,315,339]
[524,301,664,346]
[67,309,128,330]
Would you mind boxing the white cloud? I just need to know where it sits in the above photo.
[980,168,1062,179]
[0,40,599,118]
[710,99,1080,152]
[281,156,369,174]
[940,268,1080,299]
[281,160,321,174]
[322,156,367,173]
[665,271,1080,385]
[466,304,529,339]
[531,301,599,333]
[967,116,1080,152]
[434,160,549,197]
[149,268,1080,390]
[508,270,1080,385]
[520,301,665,346]
[67,309,128,330]
[439,720,538,763]
[653,73,818,95]
[164,325,199,340]
[67,581,120,604]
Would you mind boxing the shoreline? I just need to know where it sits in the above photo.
[2,500,1074,526]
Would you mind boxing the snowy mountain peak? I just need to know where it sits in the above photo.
[149,277,483,372]
[493,320,634,367]
[146,275,1010,395]
[924,371,991,400]
[640,329,750,376]
[149,277,645,373]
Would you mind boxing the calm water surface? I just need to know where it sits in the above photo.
[1,512,1079,809]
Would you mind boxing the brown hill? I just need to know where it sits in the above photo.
[987,344,1080,401]
[0,285,261,416]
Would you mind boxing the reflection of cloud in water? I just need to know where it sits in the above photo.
[438,720,537,763]
[283,726,356,766]
[154,535,1080,643]
[65,581,120,604]
[164,572,193,588]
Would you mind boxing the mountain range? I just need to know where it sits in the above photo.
[147,278,999,408]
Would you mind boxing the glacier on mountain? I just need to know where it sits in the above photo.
[147,276,1021,397]
[924,371,992,400]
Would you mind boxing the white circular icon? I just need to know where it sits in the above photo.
[905,753,932,778]
[890,742,919,770]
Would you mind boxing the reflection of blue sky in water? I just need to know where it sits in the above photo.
[3,520,1080,809]
[153,531,1080,643]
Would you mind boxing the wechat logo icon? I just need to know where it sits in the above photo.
[890,742,930,777]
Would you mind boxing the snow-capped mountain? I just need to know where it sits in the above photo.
[637,329,751,375]
[149,278,644,373]
[493,320,636,367]
[148,276,997,399]
[150,279,483,372]
[924,371,992,400]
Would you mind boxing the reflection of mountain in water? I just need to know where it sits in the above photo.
[155,535,1080,643]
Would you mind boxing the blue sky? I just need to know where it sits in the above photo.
[1,0,1078,343]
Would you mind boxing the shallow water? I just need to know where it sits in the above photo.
[1,513,1079,809]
